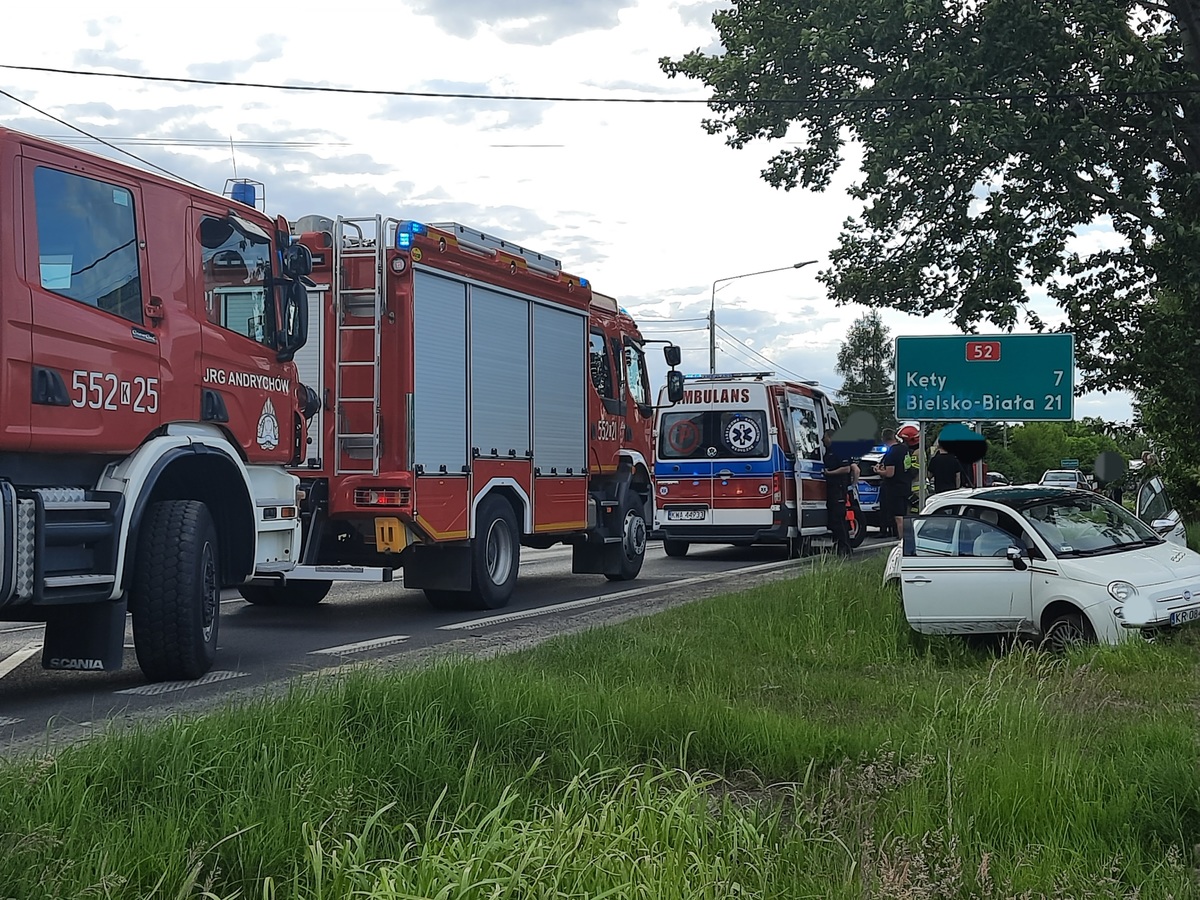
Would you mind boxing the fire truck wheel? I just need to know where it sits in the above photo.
[469,495,520,609]
[239,582,332,607]
[129,499,219,682]
[605,493,647,582]
[662,538,689,558]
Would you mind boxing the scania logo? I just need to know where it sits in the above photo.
[49,658,105,670]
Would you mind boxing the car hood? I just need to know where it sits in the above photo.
[1057,541,1200,587]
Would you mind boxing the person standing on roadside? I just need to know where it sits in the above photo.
[928,441,963,494]
[821,429,853,557]
[874,429,908,538]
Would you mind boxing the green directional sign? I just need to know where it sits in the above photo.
[895,334,1074,422]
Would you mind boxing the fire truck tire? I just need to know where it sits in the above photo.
[129,499,219,682]
[662,538,689,558]
[239,582,332,607]
[605,493,647,582]
[469,495,520,609]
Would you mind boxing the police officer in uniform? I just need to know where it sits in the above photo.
[821,429,853,557]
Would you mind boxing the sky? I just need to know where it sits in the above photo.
[0,0,1134,424]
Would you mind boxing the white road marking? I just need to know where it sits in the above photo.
[0,643,42,680]
[115,670,248,696]
[440,555,812,631]
[311,635,410,656]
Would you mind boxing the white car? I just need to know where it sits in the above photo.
[1040,469,1090,490]
[884,486,1200,648]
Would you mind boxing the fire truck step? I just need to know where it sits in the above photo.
[44,574,116,588]
[42,500,112,511]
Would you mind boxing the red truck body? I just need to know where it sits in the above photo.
[247,216,674,609]
[0,128,312,679]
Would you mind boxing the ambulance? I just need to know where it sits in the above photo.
[653,373,863,556]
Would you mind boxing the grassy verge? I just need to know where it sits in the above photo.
[2,558,1200,898]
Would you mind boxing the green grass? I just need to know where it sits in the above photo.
[2,558,1200,898]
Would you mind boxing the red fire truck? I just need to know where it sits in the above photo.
[240,216,681,610]
[0,128,323,680]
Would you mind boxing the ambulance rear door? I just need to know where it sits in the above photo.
[786,392,825,534]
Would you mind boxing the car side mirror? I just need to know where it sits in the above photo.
[1006,546,1028,571]
[1150,518,1175,533]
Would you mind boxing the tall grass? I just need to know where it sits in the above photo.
[0,558,1198,898]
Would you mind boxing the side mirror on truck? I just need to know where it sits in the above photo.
[666,369,685,404]
[282,242,314,279]
[663,343,681,368]
[277,280,309,363]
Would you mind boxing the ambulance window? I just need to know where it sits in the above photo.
[789,405,820,460]
[623,340,650,408]
[198,215,276,348]
[33,167,143,324]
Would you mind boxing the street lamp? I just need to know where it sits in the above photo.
[709,260,818,375]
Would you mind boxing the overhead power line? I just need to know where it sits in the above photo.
[3,63,1199,106]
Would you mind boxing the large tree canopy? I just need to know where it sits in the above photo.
[661,0,1200,392]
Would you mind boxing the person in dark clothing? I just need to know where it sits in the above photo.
[928,442,963,494]
[822,429,854,556]
[874,429,909,538]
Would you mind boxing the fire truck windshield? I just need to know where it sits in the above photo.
[658,409,770,460]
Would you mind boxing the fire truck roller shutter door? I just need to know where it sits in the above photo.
[532,305,588,472]
[470,287,531,459]
[413,272,468,473]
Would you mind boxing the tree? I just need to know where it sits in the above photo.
[660,0,1200,512]
[834,311,895,431]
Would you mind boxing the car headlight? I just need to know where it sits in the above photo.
[1108,581,1138,603]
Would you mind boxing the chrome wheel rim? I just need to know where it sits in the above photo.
[485,517,514,585]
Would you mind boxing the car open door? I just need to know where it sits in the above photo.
[900,516,1035,634]
[1135,476,1187,547]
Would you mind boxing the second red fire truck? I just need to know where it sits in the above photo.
[241,216,682,610]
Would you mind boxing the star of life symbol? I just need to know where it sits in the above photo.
[257,398,280,451]
[724,417,759,454]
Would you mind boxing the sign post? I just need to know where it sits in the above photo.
[895,334,1074,422]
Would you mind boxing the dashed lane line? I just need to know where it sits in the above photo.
[311,635,411,656]
[0,643,42,680]
[115,670,248,696]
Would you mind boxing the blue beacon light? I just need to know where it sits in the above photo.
[395,220,428,249]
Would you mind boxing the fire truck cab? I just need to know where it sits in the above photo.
[245,216,680,611]
[0,129,314,680]
[654,373,861,556]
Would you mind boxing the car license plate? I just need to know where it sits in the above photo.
[1170,606,1200,627]
[667,509,706,521]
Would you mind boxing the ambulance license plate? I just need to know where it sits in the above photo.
[667,509,706,521]
[1170,607,1200,627]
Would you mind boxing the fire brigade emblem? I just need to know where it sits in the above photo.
[256,398,280,451]
[724,417,759,454]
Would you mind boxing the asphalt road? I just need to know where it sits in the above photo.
[0,536,893,755]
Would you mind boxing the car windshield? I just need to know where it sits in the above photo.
[1018,492,1162,556]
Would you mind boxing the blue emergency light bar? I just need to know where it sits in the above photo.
[395,220,428,249]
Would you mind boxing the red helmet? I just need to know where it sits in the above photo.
[897,424,920,447]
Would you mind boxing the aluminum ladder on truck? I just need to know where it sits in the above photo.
[332,215,389,475]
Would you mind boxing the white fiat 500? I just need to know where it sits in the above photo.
[884,486,1200,648]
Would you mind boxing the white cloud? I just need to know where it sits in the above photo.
[0,0,1134,424]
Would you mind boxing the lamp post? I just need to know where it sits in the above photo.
[709,261,817,375]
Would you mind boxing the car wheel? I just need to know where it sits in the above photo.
[1041,611,1096,653]
[662,538,689,558]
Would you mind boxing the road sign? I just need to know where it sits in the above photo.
[895,334,1074,422]
[1061,458,1079,469]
